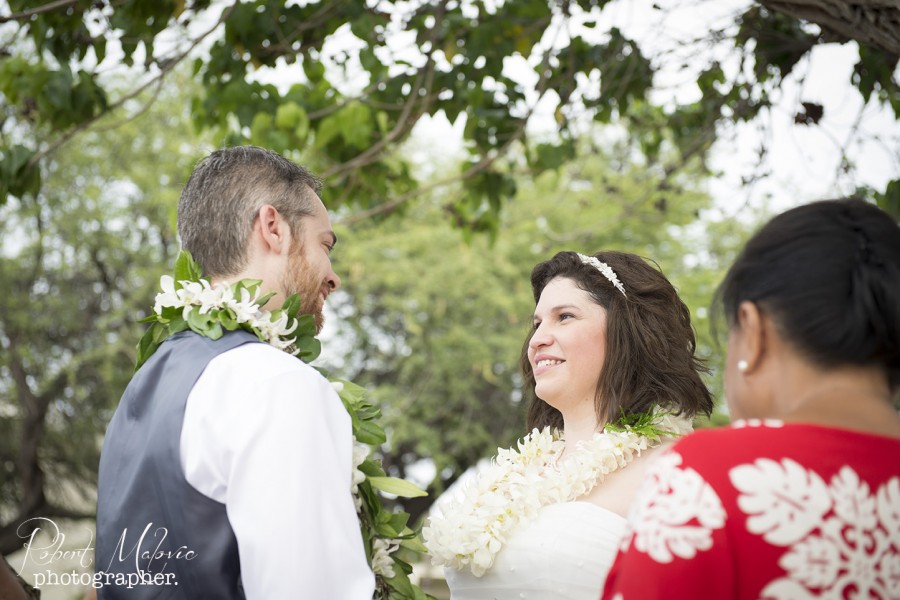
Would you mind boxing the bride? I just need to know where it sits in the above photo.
[425,250,713,599]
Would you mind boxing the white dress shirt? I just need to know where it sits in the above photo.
[180,343,375,599]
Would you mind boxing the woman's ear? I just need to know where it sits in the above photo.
[735,300,766,373]
[254,204,290,255]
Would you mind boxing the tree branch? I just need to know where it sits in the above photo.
[339,17,563,225]
[6,334,50,523]
[25,1,238,171]
[320,1,451,180]
[258,0,350,59]
[759,0,900,55]
[91,76,166,133]
[0,0,80,24]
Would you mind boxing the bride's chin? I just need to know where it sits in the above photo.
[535,387,564,409]
[536,389,592,417]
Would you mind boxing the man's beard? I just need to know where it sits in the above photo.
[281,252,325,333]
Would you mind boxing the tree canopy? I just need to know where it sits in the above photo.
[1,0,898,229]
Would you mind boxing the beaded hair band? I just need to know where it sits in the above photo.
[577,253,627,297]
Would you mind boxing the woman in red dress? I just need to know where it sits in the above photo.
[602,198,900,600]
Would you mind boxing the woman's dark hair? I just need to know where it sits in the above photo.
[715,198,900,391]
[522,251,713,431]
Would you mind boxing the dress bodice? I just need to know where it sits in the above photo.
[445,502,627,600]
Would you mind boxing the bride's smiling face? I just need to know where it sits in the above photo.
[528,277,608,413]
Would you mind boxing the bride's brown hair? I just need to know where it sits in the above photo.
[522,251,713,431]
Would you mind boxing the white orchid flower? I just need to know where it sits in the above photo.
[226,287,262,324]
[153,275,180,315]
[271,312,299,336]
[351,439,369,495]
[371,539,400,578]
[197,281,227,314]
[175,280,205,305]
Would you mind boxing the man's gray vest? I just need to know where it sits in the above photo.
[96,330,259,599]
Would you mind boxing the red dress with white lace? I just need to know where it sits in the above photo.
[601,420,900,600]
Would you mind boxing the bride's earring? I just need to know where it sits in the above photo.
[737,359,748,372]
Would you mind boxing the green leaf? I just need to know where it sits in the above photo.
[375,520,401,538]
[174,250,203,282]
[530,142,575,174]
[275,101,304,130]
[358,459,387,478]
[294,313,317,336]
[333,379,367,403]
[250,112,274,146]
[159,305,182,321]
[218,309,238,330]
[399,536,429,554]
[186,308,210,333]
[355,419,387,445]
[296,336,321,363]
[153,320,172,343]
[280,293,302,319]
[256,291,276,307]
[135,322,167,371]
[168,317,189,335]
[383,511,410,533]
[234,279,262,296]
[315,113,343,149]
[338,100,373,149]
[368,476,428,498]
[1,144,41,199]
[384,565,417,598]
[874,178,900,220]
[376,110,389,135]
[206,321,223,340]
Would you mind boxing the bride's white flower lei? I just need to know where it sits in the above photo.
[423,410,693,576]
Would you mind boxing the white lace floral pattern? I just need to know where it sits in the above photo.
[624,450,726,563]
[730,460,900,599]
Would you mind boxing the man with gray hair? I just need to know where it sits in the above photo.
[96,146,374,598]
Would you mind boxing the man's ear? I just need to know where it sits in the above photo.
[254,204,290,255]
[735,300,766,373]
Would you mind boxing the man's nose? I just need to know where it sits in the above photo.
[327,271,341,292]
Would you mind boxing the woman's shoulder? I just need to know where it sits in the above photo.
[675,418,900,449]
[668,419,787,456]
[662,419,900,487]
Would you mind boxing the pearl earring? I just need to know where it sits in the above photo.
[737,360,749,372]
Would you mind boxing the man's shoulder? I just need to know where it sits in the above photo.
[207,342,328,386]
[188,342,342,424]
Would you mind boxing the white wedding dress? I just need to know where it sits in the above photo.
[444,501,627,600]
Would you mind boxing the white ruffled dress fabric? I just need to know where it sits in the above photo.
[444,501,627,600]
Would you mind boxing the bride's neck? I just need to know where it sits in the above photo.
[561,406,602,456]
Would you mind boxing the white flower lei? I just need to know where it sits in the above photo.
[140,252,430,599]
[422,410,693,576]
[153,275,300,352]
